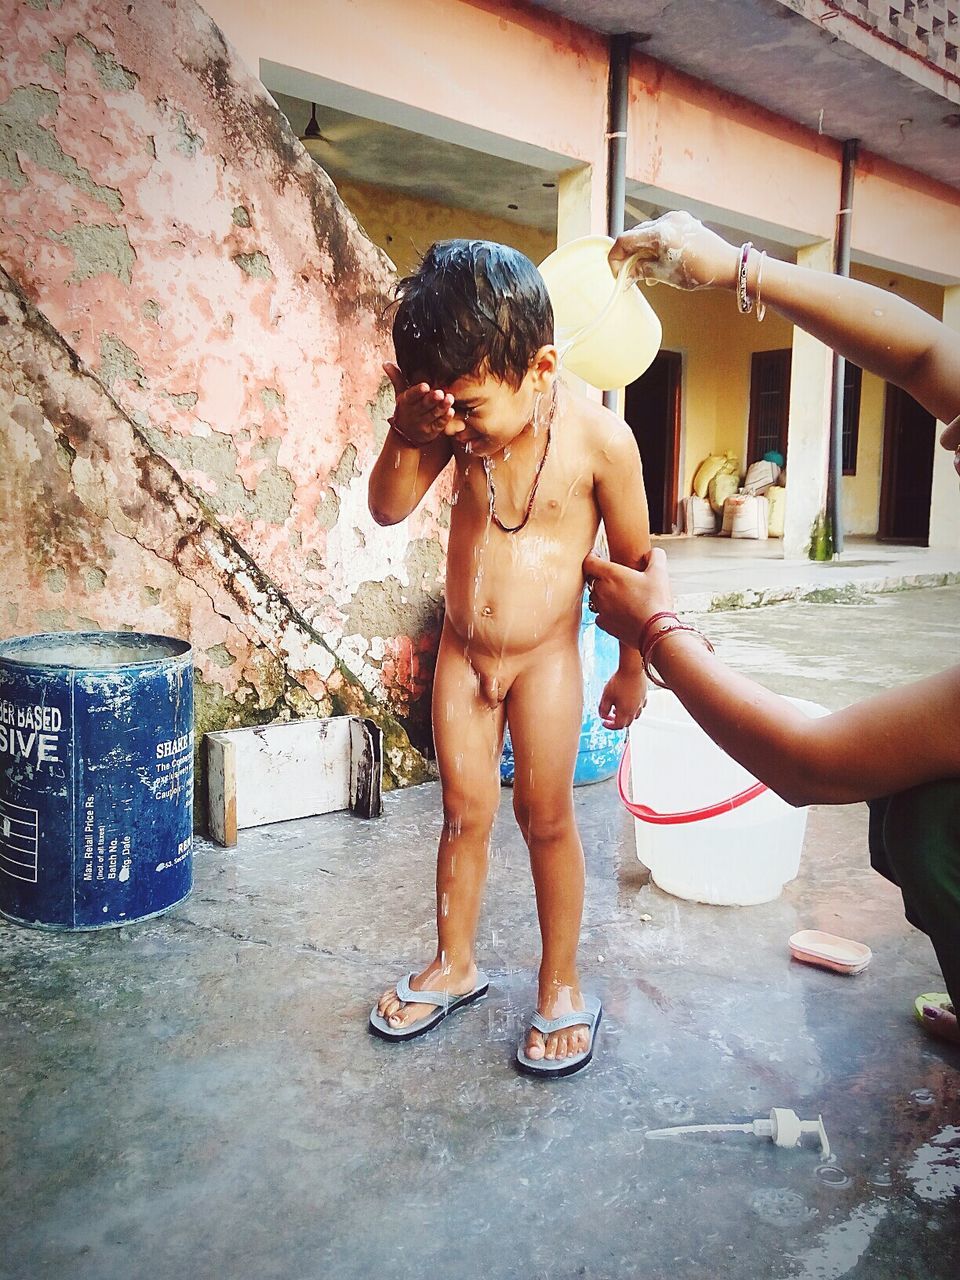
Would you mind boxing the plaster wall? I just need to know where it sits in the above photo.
[783,241,836,558]
[854,155,960,282]
[203,0,610,175]
[209,0,960,279]
[626,53,840,244]
[0,0,444,789]
[623,52,960,281]
[333,178,554,279]
[847,370,887,536]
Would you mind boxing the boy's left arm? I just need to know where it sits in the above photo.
[593,419,652,730]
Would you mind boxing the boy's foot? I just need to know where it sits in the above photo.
[517,994,602,1078]
[915,993,960,1045]
[523,986,590,1064]
[375,962,483,1033]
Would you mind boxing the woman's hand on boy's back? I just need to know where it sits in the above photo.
[383,362,458,446]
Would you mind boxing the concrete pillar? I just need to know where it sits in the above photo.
[783,239,835,559]
[556,164,604,246]
[928,284,960,551]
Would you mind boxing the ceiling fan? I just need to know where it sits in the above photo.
[299,102,381,167]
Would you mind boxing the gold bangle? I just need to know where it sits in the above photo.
[737,242,754,314]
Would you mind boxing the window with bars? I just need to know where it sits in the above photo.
[747,349,792,462]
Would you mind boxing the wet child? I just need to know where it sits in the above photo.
[367,240,650,1075]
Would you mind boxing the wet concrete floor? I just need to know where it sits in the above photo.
[2,586,959,1279]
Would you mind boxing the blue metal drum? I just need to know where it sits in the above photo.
[500,595,627,787]
[0,632,193,930]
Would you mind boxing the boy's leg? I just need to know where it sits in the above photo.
[377,625,506,1031]
[507,641,588,1063]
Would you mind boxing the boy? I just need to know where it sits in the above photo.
[367,240,650,1076]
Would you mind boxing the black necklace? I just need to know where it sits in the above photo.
[482,386,556,534]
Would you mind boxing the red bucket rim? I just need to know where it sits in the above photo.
[617,739,767,825]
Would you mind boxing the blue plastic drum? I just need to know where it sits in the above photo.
[501,595,627,786]
[0,632,193,930]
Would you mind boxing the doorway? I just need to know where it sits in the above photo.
[878,384,936,544]
[624,351,682,535]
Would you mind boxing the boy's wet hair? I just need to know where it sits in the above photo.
[392,239,553,389]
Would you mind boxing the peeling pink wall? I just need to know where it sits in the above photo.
[0,0,447,785]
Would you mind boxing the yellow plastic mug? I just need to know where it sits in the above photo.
[538,235,662,391]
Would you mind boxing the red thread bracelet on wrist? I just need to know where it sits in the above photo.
[641,622,715,689]
[638,611,680,653]
[387,416,420,447]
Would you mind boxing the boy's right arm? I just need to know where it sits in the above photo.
[368,363,457,526]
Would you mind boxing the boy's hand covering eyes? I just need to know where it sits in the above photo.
[383,362,459,445]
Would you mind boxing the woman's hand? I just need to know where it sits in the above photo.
[583,548,675,648]
[383,362,458,446]
[608,210,740,292]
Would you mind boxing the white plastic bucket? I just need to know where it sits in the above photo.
[538,236,662,390]
[621,688,829,905]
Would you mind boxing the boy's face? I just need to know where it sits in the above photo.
[444,347,557,456]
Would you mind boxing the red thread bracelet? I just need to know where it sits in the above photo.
[387,416,420,447]
[639,611,681,653]
[642,623,715,688]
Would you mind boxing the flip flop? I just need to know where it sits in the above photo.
[914,991,954,1030]
[516,995,602,1078]
[369,970,490,1042]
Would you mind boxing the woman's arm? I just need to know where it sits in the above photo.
[583,549,960,805]
[646,630,960,806]
[610,212,960,426]
[748,258,960,426]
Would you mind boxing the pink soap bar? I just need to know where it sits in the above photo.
[788,929,872,975]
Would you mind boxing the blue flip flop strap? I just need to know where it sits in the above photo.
[395,971,488,1007]
[396,973,450,1006]
[530,1006,597,1035]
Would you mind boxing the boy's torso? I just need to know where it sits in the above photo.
[443,395,601,659]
